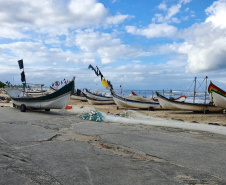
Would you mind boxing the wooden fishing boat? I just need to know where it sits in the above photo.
[127,91,158,103]
[156,92,223,113]
[111,90,160,110]
[71,94,87,101]
[50,86,57,91]
[208,81,226,109]
[84,94,114,105]
[71,89,87,101]
[129,91,187,103]
[7,77,75,112]
[25,90,47,96]
[84,88,113,101]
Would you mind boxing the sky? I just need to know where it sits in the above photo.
[0,0,226,91]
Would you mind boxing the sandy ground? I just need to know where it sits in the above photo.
[68,99,226,127]
[1,90,226,126]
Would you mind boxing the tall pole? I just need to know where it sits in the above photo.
[22,62,27,95]
[204,76,208,104]
[193,77,196,103]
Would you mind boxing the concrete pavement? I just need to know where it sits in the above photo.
[1,106,226,184]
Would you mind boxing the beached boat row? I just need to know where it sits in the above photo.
[86,65,226,113]
[7,61,226,113]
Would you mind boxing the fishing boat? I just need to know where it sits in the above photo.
[71,94,87,101]
[50,86,57,91]
[129,91,187,103]
[127,91,158,103]
[208,81,226,109]
[84,88,113,101]
[83,94,115,105]
[156,92,222,113]
[70,89,87,101]
[111,90,160,110]
[156,77,223,113]
[7,77,75,112]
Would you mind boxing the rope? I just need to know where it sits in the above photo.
[185,79,194,94]
[196,77,206,92]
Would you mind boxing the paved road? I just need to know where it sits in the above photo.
[0,107,226,184]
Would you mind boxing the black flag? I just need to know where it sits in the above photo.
[21,71,26,82]
[18,59,24,69]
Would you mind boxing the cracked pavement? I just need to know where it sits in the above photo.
[0,107,226,184]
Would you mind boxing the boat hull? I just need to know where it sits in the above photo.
[7,78,74,110]
[211,91,226,109]
[12,92,71,109]
[84,89,113,101]
[71,95,87,101]
[87,98,114,105]
[156,92,223,112]
[112,92,160,109]
[208,81,226,109]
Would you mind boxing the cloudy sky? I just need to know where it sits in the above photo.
[1,0,226,91]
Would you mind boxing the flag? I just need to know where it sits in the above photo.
[101,78,108,88]
[18,59,24,69]
[21,71,26,82]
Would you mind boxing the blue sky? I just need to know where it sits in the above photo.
[0,0,226,91]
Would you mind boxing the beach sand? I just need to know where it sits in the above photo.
[68,99,226,127]
[1,91,226,126]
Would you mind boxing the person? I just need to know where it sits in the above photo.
[120,85,122,96]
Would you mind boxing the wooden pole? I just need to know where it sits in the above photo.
[193,77,196,103]
[204,76,208,104]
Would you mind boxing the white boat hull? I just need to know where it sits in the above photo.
[157,92,223,112]
[211,91,226,109]
[112,95,160,109]
[87,98,114,105]
[12,92,71,109]
[158,95,182,110]
[7,77,74,111]
[127,95,158,103]
[85,89,113,101]
[71,95,87,101]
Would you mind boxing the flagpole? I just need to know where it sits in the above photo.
[23,65,26,90]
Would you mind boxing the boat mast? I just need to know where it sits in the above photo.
[204,76,208,104]
[193,77,196,103]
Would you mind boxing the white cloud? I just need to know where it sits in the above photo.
[126,23,177,38]
[106,14,130,25]
[205,0,226,29]
[179,0,192,4]
[74,30,150,64]
[158,3,167,11]
[0,0,129,40]
[153,0,192,24]
[150,0,226,74]
[68,0,108,26]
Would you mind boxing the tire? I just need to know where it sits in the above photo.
[20,104,26,112]
[148,107,154,111]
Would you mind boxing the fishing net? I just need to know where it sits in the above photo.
[81,110,104,122]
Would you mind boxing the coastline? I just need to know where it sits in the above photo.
[68,99,226,126]
[1,92,226,127]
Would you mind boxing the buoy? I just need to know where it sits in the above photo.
[65,105,72,109]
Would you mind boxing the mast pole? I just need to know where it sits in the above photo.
[23,64,27,95]
[204,76,208,104]
[193,77,196,103]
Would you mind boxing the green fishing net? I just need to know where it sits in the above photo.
[81,110,104,122]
